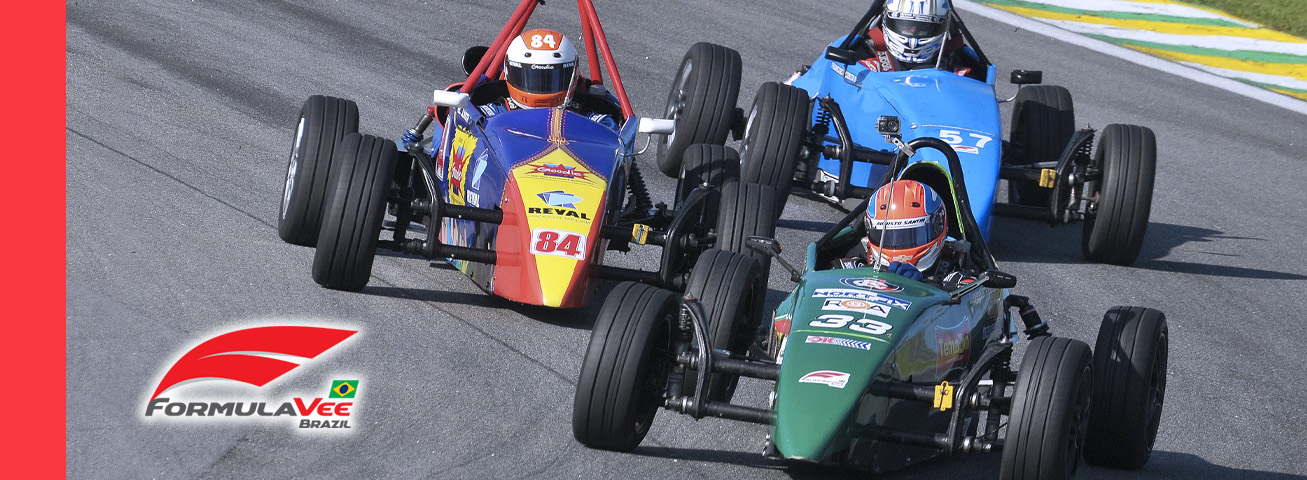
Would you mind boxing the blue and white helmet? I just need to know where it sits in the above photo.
[883,0,951,66]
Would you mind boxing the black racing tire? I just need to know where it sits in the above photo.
[675,144,740,210]
[683,249,762,402]
[311,133,396,291]
[655,42,742,177]
[1085,306,1168,469]
[740,82,809,215]
[1001,336,1093,480]
[716,182,778,291]
[1081,124,1156,265]
[1006,85,1074,207]
[573,282,678,452]
[278,95,359,246]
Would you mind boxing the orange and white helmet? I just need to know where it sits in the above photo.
[504,29,578,109]
[865,179,948,270]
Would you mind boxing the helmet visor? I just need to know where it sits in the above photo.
[867,211,947,249]
[505,60,575,95]
[885,16,946,39]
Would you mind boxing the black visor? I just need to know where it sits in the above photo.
[867,210,947,249]
[885,16,946,38]
[506,60,575,94]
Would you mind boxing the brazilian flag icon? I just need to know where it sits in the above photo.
[330,380,359,398]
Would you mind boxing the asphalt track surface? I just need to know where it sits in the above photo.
[66,1,1307,478]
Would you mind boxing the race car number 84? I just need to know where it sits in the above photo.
[809,314,892,335]
[530,228,586,260]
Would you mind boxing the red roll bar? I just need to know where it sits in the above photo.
[458,0,634,119]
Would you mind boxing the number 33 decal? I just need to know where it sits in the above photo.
[530,228,586,260]
[809,314,892,335]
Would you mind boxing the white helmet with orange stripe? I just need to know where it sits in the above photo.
[504,29,578,109]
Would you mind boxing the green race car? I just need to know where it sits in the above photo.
[572,124,1169,478]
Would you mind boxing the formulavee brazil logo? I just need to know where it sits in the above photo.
[144,325,361,431]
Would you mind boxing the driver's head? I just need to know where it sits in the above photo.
[882,0,951,67]
[504,29,578,109]
[865,179,948,270]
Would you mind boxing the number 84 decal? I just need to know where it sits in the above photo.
[809,314,892,335]
[938,129,991,155]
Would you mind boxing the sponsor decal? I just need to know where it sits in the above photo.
[448,127,477,206]
[528,163,589,181]
[828,62,863,85]
[867,217,928,228]
[799,370,851,388]
[466,191,480,206]
[773,315,792,336]
[839,277,904,292]
[529,228,587,260]
[822,298,891,317]
[144,325,361,431]
[953,145,979,155]
[537,190,583,208]
[526,207,591,221]
[936,316,971,372]
[812,288,911,310]
[469,153,488,188]
[806,335,873,351]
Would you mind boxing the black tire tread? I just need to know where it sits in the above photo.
[1007,85,1073,207]
[1001,336,1093,480]
[656,43,742,177]
[278,95,359,246]
[311,133,395,291]
[1082,124,1156,265]
[1085,306,1168,469]
[740,82,809,214]
[683,249,761,401]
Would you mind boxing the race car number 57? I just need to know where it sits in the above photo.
[530,228,587,260]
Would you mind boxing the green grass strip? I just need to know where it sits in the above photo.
[979,0,1252,28]
[1084,34,1307,64]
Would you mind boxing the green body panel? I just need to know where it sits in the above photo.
[770,267,1005,466]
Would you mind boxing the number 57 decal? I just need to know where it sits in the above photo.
[809,314,892,335]
[938,129,992,155]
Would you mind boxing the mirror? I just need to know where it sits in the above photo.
[432,90,471,109]
[637,118,675,135]
[982,269,1017,289]
[824,46,858,65]
[462,46,490,75]
[746,236,783,256]
[1009,70,1043,85]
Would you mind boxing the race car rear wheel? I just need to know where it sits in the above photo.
[1006,85,1073,207]
[1081,124,1156,265]
[675,144,740,210]
[655,42,742,177]
[279,95,359,246]
[740,82,808,215]
[1085,306,1168,469]
[1001,336,1093,480]
[573,282,677,452]
[312,133,396,291]
[716,182,778,291]
[683,249,762,402]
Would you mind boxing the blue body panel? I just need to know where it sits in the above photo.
[789,38,1002,238]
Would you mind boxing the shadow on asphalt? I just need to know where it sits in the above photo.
[990,217,1306,280]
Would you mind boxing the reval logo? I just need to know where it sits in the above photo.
[144,325,361,432]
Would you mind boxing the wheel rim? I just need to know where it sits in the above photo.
[662,60,693,148]
[1144,331,1168,454]
[739,102,759,165]
[281,116,307,218]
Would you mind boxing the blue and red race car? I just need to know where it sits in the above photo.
[276,0,777,307]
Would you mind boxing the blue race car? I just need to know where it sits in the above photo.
[656,0,1158,266]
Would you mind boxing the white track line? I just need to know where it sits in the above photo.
[954,0,1307,116]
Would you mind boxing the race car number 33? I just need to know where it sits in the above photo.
[530,228,587,260]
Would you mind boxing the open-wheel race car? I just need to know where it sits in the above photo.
[275,0,780,306]
[572,127,1169,478]
[654,0,1158,265]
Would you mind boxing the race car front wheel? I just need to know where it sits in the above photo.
[278,95,359,246]
[312,133,396,291]
[655,42,742,177]
[1081,124,1156,265]
[1085,306,1168,469]
[1001,336,1093,480]
[1006,85,1073,208]
[715,182,778,292]
[740,82,808,215]
[573,282,677,452]
[675,143,740,212]
[682,249,762,403]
